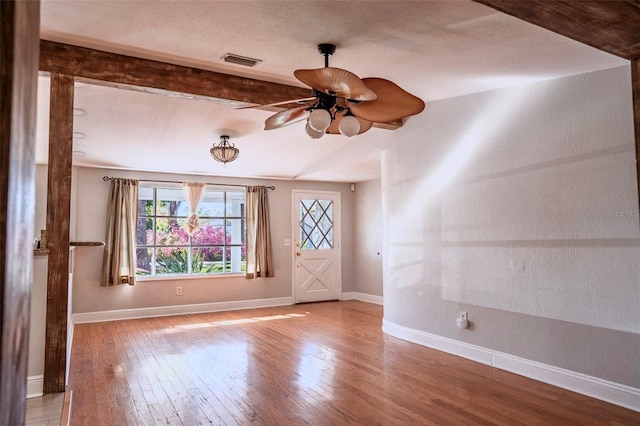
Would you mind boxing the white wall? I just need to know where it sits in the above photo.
[353,179,383,297]
[70,167,355,313]
[28,165,50,395]
[382,65,640,388]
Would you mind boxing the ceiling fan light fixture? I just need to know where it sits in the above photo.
[305,122,325,139]
[210,135,239,164]
[308,108,332,132]
[255,43,423,138]
[339,112,360,137]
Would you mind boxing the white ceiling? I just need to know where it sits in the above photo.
[37,0,627,182]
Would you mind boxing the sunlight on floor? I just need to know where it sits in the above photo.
[165,312,308,332]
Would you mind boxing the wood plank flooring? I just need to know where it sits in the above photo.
[25,392,64,426]
[68,301,640,425]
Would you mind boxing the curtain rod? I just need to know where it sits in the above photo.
[102,176,275,190]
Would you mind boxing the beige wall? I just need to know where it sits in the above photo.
[28,166,49,382]
[382,65,640,388]
[28,257,47,381]
[69,167,355,313]
[353,179,383,297]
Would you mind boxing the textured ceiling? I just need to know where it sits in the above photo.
[37,0,627,182]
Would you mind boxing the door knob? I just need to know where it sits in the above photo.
[296,251,301,256]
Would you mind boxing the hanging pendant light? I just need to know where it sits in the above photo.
[210,135,239,164]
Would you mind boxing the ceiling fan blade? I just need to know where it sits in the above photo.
[326,113,373,135]
[264,105,310,130]
[236,97,316,110]
[349,78,425,123]
[294,68,377,102]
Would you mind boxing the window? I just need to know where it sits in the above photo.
[299,199,334,249]
[136,185,246,276]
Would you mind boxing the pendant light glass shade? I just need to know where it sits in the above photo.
[338,114,360,137]
[308,108,332,132]
[305,122,325,139]
[210,135,239,164]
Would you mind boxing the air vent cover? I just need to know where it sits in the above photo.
[221,53,262,67]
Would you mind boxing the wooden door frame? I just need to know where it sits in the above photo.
[291,189,342,303]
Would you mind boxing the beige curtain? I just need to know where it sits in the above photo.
[246,186,274,278]
[183,182,205,234]
[101,178,139,286]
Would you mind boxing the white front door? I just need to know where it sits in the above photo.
[292,190,341,303]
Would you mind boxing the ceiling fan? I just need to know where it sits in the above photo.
[252,43,425,138]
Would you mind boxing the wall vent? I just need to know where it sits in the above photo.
[221,53,262,67]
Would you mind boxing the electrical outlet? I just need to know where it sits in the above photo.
[457,311,469,329]
[176,286,183,296]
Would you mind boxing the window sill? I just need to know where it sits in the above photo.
[136,273,245,282]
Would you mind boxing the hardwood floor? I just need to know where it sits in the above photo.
[68,301,639,425]
[25,388,71,426]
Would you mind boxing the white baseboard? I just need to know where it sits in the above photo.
[73,296,294,324]
[74,294,382,324]
[27,375,44,399]
[341,292,383,305]
[355,292,383,305]
[382,319,640,413]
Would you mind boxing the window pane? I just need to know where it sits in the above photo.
[199,191,225,217]
[156,188,188,216]
[155,247,189,274]
[156,218,188,246]
[192,219,225,245]
[191,247,222,274]
[227,218,244,245]
[227,245,246,273]
[198,246,224,263]
[136,248,152,276]
[226,191,245,216]
[299,199,333,249]
[139,186,153,200]
[136,217,153,245]
[137,198,153,217]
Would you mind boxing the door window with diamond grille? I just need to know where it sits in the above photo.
[293,190,341,303]
[299,199,333,250]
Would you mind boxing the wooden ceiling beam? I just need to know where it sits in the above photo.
[473,0,640,61]
[39,40,311,107]
[39,40,402,130]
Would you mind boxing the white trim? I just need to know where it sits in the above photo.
[342,292,383,304]
[382,319,640,413]
[136,273,245,282]
[341,292,355,300]
[26,375,44,399]
[73,297,294,324]
[354,292,383,305]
